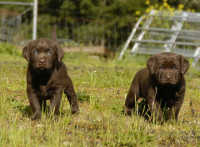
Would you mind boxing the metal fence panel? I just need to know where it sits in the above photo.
[119,10,200,67]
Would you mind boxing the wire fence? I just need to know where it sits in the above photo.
[0,11,133,52]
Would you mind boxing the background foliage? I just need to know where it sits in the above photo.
[0,0,199,50]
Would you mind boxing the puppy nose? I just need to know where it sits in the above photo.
[166,74,170,79]
[39,58,45,64]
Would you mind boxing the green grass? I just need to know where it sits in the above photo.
[0,45,200,146]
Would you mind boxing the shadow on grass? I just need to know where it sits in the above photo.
[16,104,71,119]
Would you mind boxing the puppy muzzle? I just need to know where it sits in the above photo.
[157,71,179,85]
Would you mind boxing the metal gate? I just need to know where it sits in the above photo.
[119,10,200,66]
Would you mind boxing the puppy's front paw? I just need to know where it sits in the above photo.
[71,105,80,114]
[124,106,132,116]
[31,111,41,120]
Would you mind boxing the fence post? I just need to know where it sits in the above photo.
[118,16,145,60]
[33,0,38,40]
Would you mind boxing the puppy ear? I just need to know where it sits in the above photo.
[147,55,157,75]
[22,45,30,61]
[180,55,189,74]
[55,44,64,62]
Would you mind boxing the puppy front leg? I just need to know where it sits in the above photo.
[167,88,185,121]
[27,88,41,120]
[64,75,79,114]
[167,81,185,121]
[50,88,62,115]
[147,87,163,122]
[124,81,139,115]
[174,98,184,121]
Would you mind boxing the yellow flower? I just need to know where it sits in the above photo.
[146,8,150,13]
[169,7,175,14]
[163,2,168,8]
[178,4,184,10]
[135,10,141,15]
[145,0,150,5]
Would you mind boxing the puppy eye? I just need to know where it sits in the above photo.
[46,49,51,55]
[33,50,38,55]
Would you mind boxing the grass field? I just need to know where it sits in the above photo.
[0,44,200,146]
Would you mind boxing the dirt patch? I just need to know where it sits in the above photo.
[63,46,105,54]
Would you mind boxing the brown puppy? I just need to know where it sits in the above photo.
[125,52,189,122]
[23,38,79,120]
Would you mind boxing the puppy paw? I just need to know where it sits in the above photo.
[71,106,80,114]
[124,106,132,116]
[31,112,41,120]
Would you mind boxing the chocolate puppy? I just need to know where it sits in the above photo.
[125,52,189,122]
[23,38,79,120]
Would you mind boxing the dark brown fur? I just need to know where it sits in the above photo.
[125,52,189,122]
[23,38,79,120]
